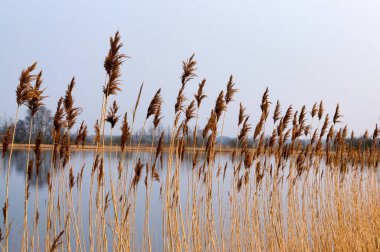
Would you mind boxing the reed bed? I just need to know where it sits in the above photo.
[1,31,380,252]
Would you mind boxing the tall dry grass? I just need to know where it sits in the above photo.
[1,31,380,252]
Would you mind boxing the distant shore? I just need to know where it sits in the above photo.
[5,144,237,153]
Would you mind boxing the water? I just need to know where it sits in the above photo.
[1,149,379,251]
[0,149,235,251]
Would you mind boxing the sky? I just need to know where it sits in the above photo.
[1,0,380,136]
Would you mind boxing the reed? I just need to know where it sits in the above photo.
[1,32,380,252]
[3,62,37,252]
[22,69,46,252]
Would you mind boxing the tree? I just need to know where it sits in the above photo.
[22,106,53,143]
[14,120,28,143]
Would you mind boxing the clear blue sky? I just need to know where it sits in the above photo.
[1,0,380,136]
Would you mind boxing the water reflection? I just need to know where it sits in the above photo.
[0,149,216,250]
[1,149,378,251]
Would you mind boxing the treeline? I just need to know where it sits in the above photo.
[0,106,53,143]
[0,110,376,150]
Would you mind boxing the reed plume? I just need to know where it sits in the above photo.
[214,90,226,121]
[225,75,238,105]
[342,125,348,139]
[260,87,271,119]
[152,132,164,181]
[185,100,196,124]
[320,114,329,138]
[147,88,162,120]
[81,123,88,148]
[155,132,165,161]
[64,77,80,130]
[131,158,144,190]
[298,105,307,136]
[192,79,207,149]
[272,100,281,124]
[238,117,251,145]
[34,131,42,174]
[283,105,293,129]
[311,102,318,118]
[94,120,101,145]
[327,125,334,143]
[27,71,47,117]
[373,124,379,140]
[363,130,369,141]
[76,121,87,148]
[120,112,131,152]
[311,129,318,145]
[333,103,342,124]
[194,79,207,108]
[243,149,254,169]
[203,110,217,139]
[16,62,37,106]
[183,100,196,136]
[106,100,120,129]
[253,116,265,142]
[69,167,75,189]
[181,53,197,85]
[2,126,12,159]
[52,98,65,162]
[103,31,127,97]
[27,159,34,182]
[2,200,7,226]
[153,97,163,129]
[175,54,197,114]
[318,100,324,121]
[238,103,247,127]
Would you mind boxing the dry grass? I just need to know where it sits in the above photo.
[1,32,380,252]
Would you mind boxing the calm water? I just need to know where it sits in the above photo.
[0,150,237,251]
[1,150,378,251]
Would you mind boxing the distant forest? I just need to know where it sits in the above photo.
[0,106,375,149]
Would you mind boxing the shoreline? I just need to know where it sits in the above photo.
[5,143,237,153]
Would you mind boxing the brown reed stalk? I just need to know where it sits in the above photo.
[7,63,38,219]
[62,77,81,252]
[97,33,127,250]
[31,131,42,251]
[22,69,46,252]
[49,230,64,252]
[219,75,238,160]
[129,82,144,148]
